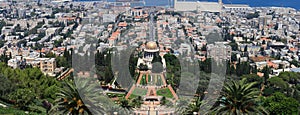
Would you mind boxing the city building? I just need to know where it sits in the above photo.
[207,42,232,61]
[7,56,26,69]
[174,0,222,12]
[223,4,251,11]
[103,14,117,23]
[25,57,57,76]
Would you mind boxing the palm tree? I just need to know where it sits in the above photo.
[186,96,202,114]
[175,99,189,114]
[118,97,132,110]
[49,78,108,115]
[49,81,91,115]
[212,78,269,115]
[130,96,143,108]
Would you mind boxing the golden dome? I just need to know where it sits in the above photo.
[145,41,158,50]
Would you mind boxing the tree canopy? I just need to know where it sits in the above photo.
[263,92,299,115]
[0,62,62,113]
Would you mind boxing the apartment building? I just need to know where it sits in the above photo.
[207,42,232,61]
[24,57,57,76]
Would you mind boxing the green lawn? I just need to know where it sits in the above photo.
[157,88,174,98]
[131,87,147,97]
[0,107,44,115]
[148,75,151,83]
[128,94,138,99]
[140,74,147,85]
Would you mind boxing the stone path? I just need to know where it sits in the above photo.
[147,86,157,96]
[125,85,136,99]
[57,68,74,80]
[136,72,144,85]
[149,103,156,115]
[168,85,179,100]
[149,107,156,115]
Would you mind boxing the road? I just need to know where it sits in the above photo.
[149,8,156,41]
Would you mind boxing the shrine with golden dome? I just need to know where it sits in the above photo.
[145,41,158,50]
[144,41,159,60]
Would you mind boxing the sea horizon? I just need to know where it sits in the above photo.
[74,0,300,10]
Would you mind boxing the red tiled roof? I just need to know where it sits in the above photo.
[118,22,127,27]
[257,72,264,77]
[289,47,297,52]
